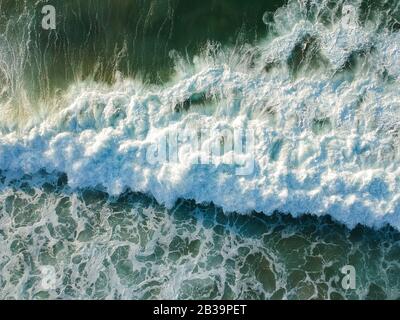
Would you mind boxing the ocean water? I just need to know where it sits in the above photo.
[0,0,400,299]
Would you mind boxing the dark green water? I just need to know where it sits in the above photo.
[1,0,284,99]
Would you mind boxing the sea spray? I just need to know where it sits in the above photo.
[0,0,400,300]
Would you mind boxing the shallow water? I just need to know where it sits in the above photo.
[0,172,399,299]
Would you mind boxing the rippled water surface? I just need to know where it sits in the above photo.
[0,173,399,299]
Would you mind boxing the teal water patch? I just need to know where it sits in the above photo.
[0,172,398,299]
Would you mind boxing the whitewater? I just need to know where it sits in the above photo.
[1,1,400,232]
[1,0,400,300]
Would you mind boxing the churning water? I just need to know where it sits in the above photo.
[0,0,399,299]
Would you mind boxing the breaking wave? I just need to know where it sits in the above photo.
[1,0,400,231]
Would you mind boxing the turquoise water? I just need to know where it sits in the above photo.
[0,0,400,300]
[0,172,399,299]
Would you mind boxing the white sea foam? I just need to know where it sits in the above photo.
[1,0,400,230]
